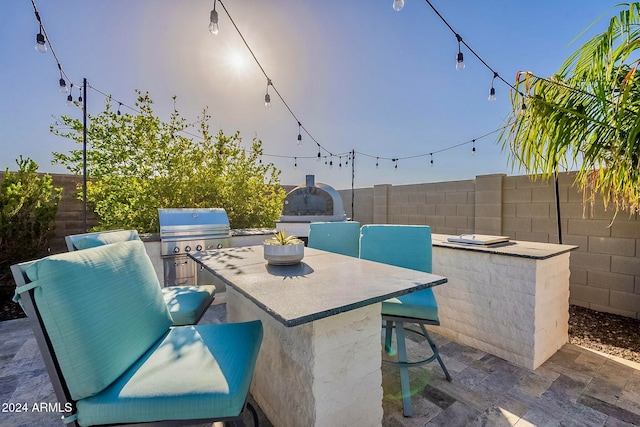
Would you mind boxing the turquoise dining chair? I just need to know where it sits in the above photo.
[359,224,451,417]
[307,221,361,257]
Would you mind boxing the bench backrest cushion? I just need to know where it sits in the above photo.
[24,240,172,401]
[70,229,140,250]
[359,224,432,273]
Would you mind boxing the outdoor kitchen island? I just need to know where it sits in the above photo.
[429,234,578,370]
[190,246,447,427]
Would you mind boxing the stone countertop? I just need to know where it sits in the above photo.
[190,246,447,327]
[432,233,578,260]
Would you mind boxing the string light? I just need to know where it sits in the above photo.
[294,157,298,169]
[329,155,333,169]
[317,146,322,162]
[297,121,302,146]
[376,157,379,168]
[392,0,405,12]
[430,153,434,166]
[472,139,476,155]
[209,0,219,35]
[264,79,272,109]
[393,158,398,170]
[489,72,498,101]
[455,34,465,71]
[117,102,122,115]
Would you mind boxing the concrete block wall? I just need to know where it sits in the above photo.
[339,172,640,319]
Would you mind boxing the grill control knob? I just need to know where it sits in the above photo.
[184,245,191,253]
[217,243,223,249]
[173,246,180,254]
[196,244,203,251]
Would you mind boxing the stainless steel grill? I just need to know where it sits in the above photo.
[158,208,232,287]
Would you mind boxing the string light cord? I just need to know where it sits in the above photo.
[355,123,511,163]
[217,0,334,156]
[422,0,523,96]
[30,0,74,89]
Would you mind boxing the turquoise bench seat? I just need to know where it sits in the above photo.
[76,322,262,426]
[65,229,216,326]
[12,240,262,426]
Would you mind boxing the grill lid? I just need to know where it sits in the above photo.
[158,208,230,229]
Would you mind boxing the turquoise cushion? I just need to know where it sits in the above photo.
[308,221,360,257]
[72,230,140,250]
[163,285,216,326]
[382,288,438,321]
[359,225,438,322]
[76,321,263,426]
[25,240,173,401]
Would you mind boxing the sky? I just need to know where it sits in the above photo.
[0,0,615,191]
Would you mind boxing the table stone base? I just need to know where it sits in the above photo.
[227,287,384,427]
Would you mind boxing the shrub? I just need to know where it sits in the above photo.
[0,157,61,285]
[51,91,285,232]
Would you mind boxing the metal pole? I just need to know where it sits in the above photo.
[554,168,562,244]
[82,78,87,232]
[351,149,355,221]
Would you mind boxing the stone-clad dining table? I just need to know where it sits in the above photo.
[191,245,447,427]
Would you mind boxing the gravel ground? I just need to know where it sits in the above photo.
[2,287,639,364]
[569,304,640,363]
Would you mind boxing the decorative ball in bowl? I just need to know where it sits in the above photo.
[263,231,305,265]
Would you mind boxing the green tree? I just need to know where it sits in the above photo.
[51,91,285,232]
[0,157,61,285]
[500,3,640,217]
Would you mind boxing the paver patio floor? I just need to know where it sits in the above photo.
[2,301,639,426]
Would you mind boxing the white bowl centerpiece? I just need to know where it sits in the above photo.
[263,231,305,265]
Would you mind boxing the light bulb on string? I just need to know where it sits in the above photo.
[394,159,398,171]
[294,157,298,169]
[376,157,379,169]
[117,102,122,116]
[297,122,302,146]
[472,139,476,156]
[520,101,527,115]
[339,156,342,168]
[329,155,333,169]
[264,79,272,109]
[35,30,46,53]
[208,0,219,35]
[392,0,404,11]
[59,78,67,93]
[430,153,434,167]
[488,72,498,101]
[455,34,465,71]
[317,149,321,163]
[66,83,74,106]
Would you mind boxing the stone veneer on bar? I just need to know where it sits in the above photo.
[430,234,577,370]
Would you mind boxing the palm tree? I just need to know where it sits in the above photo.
[500,2,640,219]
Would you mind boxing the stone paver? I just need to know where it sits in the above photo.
[2,302,640,426]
